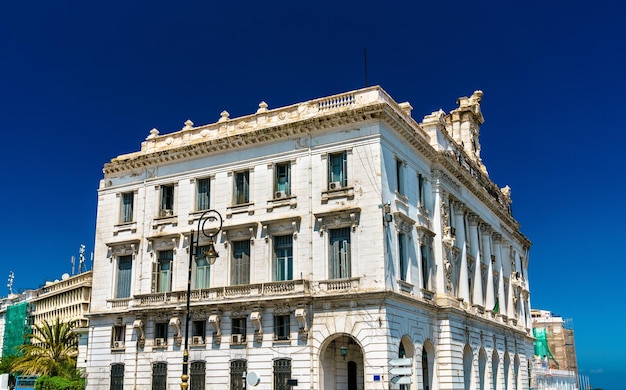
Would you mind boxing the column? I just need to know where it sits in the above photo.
[481,224,495,312]
[468,214,483,307]
[453,202,470,303]
[492,234,507,317]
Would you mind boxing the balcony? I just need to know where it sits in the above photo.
[110,279,312,310]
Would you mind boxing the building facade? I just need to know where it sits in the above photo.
[29,271,93,370]
[531,309,579,390]
[86,86,534,389]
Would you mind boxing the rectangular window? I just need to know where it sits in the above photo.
[231,240,250,285]
[418,173,425,207]
[192,320,206,338]
[194,246,211,289]
[110,363,124,390]
[232,318,246,341]
[420,244,430,289]
[328,151,347,189]
[116,255,132,299]
[273,359,291,390]
[196,178,210,211]
[398,233,408,282]
[274,162,291,197]
[273,235,293,281]
[190,361,206,390]
[234,171,250,204]
[155,322,168,342]
[396,159,404,195]
[112,325,125,348]
[159,185,175,217]
[156,250,173,292]
[274,315,290,341]
[152,362,167,390]
[329,227,351,279]
[120,192,134,223]
[230,360,247,390]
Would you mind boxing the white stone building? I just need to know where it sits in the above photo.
[86,86,534,389]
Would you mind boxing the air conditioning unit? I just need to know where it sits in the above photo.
[154,338,166,347]
[329,181,341,190]
[275,190,286,199]
[231,334,244,344]
[159,209,173,217]
[112,341,124,349]
[192,336,204,345]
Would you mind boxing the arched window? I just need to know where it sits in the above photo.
[110,363,124,390]
[463,345,473,390]
[190,361,205,390]
[152,362,167,390]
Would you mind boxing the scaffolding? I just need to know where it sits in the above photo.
[2,302,29,357]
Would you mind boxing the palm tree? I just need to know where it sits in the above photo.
[11,318,79,377]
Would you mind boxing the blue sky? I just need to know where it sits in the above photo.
[1,1,624,388]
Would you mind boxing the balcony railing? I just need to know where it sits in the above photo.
[112,279,312,309]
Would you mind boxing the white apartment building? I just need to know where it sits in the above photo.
[30,271,92,370]
[86,86,534,389]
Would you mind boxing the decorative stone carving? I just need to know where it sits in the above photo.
[133,319,145,348]
[169,317,182,346]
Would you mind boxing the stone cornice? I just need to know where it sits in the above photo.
[103,87,435,176]
[435,153,531,248]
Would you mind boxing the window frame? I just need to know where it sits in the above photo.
[159,184,175,217]
[120,192,134,224]
[234,170,250,205]
[115,254,133,299]
[395,158,405,195]
[196,177,211,211]
[398,233,408,282]
[194,245,211,289]
[231,317,247,341]
[273,359,292,390]
[274,162,291,197]
[231,240,251,286]
[273,315,290,341]
[328,227,351,279]
[273,235,293,281]
[327,151,347,189]
[155,250,174,293]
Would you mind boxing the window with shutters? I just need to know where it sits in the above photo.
[231,240,250,285]
[234,171,250,205]
[111,325,125,349]
[395,159,405,195]
[328,151,347,190]
[194,245,211,289]
[329,227,351,279]
[274,162,291,197]
[196,178,210,211]
[115,255,132,298]
[159,185,175,217]
[273,235,293,281]
[120,192,134,223]
[154,250,173,292]
[421,244,430,290]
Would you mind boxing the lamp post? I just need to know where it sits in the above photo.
[181,209,223,390]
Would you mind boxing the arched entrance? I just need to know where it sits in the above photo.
[320,334,364,390]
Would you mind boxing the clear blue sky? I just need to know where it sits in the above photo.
[1,1,624,388]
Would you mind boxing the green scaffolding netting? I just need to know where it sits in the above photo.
[533,327,559,368]
[2,302,28,357]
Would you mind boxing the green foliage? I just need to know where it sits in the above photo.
[11,318,79,377]
[0,355,18,374]
[35,375,85,390]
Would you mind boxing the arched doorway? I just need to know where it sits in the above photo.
[422,340,435,390]
[463,344,473,390]
[320,334,364,390]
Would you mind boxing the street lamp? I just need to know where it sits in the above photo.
[181,209,223,390]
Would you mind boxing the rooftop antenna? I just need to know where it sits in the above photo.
[71,255,76,276]
[7,271,14,295]
[79,244,86,274]
[363,47,369,87]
